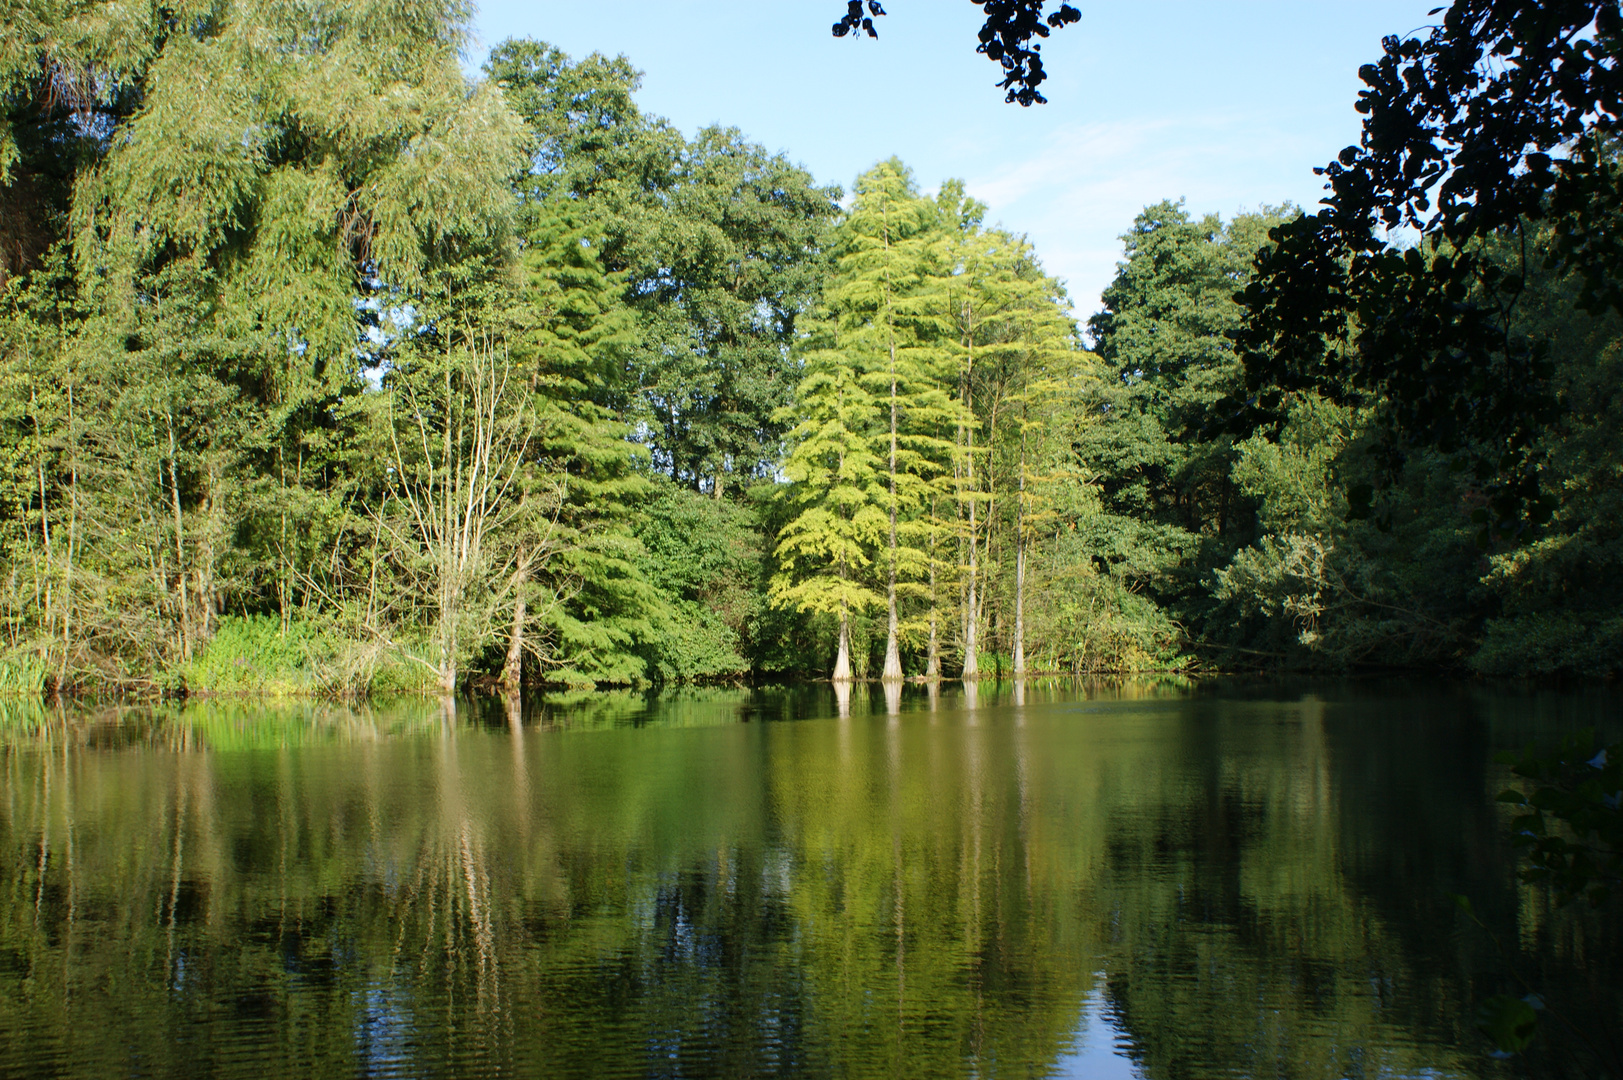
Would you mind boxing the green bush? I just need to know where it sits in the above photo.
[646,599,749,683]
[635,484,765,681]
[1471,612,1623,679]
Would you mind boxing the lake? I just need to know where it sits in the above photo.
[0,680,1617,1079]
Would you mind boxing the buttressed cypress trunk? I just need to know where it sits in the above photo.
[833,603,853,681]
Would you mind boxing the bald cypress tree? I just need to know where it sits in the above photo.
[826,159,960,680]
[769,335,887,681]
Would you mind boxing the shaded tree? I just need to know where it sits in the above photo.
[1236,0,1623,538]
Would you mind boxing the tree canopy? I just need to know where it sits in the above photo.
[832,0,1081,104]
[1236,0,1623,538]
[0,0,1619,692]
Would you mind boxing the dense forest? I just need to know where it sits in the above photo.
[2,0,1620,694]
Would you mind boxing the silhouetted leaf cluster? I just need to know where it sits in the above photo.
[1234,0,1623,538]
[831,1,884,39]
[831,1,1079,104]
[1497,730,1622,907]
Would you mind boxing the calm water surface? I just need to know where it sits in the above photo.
[0,681,1618,1079]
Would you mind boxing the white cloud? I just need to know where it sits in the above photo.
[963,114,1336,321]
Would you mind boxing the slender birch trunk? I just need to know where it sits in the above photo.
[30,383,52,645]
[881,341,901,679]
[961,300,979,680]
[925,502,940,679]
[197,457,221,643]
[60,379,78,690]
[440,355,457,693]
[277,445,291,636]
[1013,433,1027,677]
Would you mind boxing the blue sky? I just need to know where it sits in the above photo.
[469,1,1440,320]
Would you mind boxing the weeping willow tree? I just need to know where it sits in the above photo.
[0,0,525,687]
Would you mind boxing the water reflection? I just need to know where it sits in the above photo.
[0,683,1617,1079]
[1052,990,1142,1079]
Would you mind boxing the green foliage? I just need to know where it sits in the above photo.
[489,39,841,493]
[1474,994,1541,1055]
[179,616,448,697]
[1469,265,1623,678]
[769,344,887,618]
[3,4,1618,694]
[1019,523,1186,674]
[1474,613,1623,680]
[1496,731,1623,907]
[634,486,759,682]
[1237,1,1623,535]
[0,651,46,695]
[181,615,331,696]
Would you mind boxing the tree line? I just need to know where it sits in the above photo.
[1,0,1618,693]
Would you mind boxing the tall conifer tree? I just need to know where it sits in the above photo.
[769,338,886,681]
[826,159,957,680]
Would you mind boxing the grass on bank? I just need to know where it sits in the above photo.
[0,651,48,695]
[179,615,441,697]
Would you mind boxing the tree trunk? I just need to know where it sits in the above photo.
[60,379,78,691]
[963,570,979,679]
[500,558,528,692]
[960,299,978,680]
[883,341,902,680]
[196,457,221,643]
[883,588,901,679]
[1013,436,1027,677]
[963,466,980,680]
[925,550,940,680]
[31,385,52,654]
[1012,544,1026,675]
[165,412,192,662]
[277,446,291,637]
[833,605,852,681]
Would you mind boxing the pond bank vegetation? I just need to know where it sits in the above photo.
[3,5,1620,699]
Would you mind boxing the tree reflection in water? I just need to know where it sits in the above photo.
[0,683,1617,1079]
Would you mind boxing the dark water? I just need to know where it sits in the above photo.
[0,681,1618,1079]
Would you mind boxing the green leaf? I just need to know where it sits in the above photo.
[1475,994,1539,1053]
